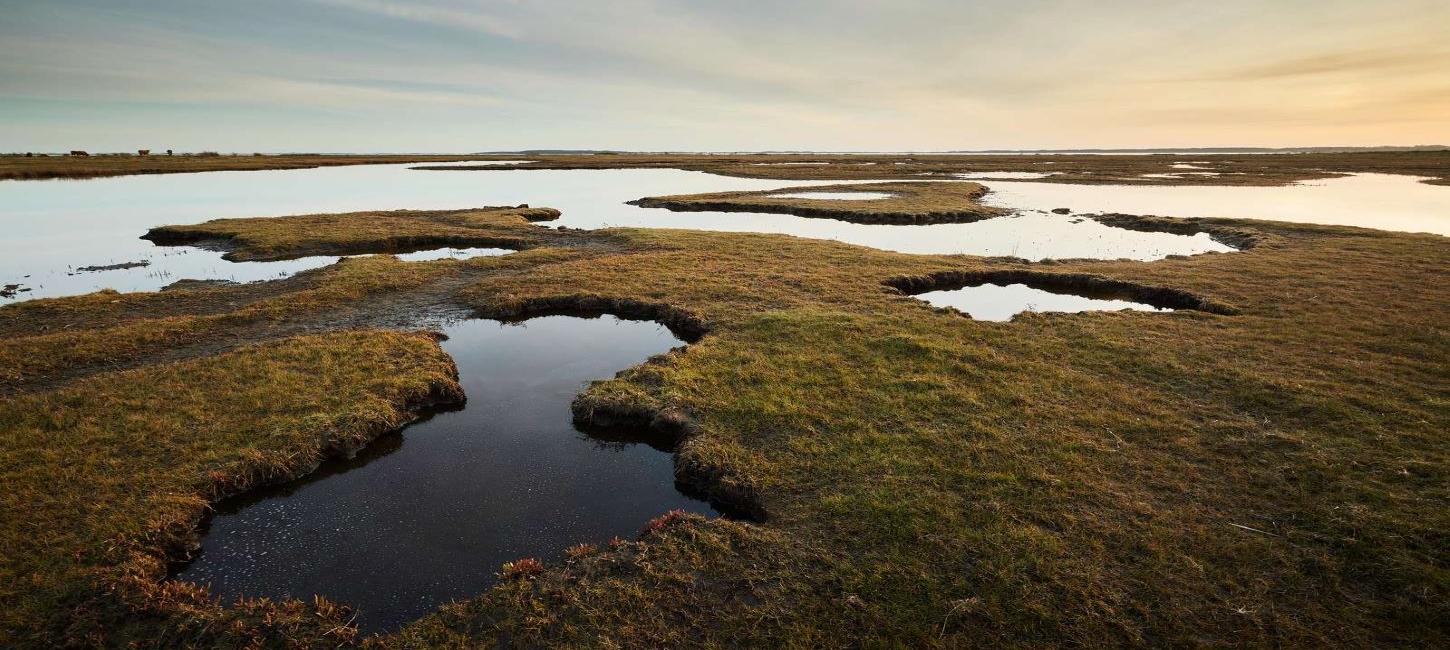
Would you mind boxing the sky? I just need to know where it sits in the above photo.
[2,0,1448,152]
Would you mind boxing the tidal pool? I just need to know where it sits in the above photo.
[914,283,1173,321]
[173,314,711,632]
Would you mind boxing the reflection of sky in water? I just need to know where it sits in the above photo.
[915,283,1170,321]
[978,173,1450,235]
[3,165,1442,304]
[390,246,511,261]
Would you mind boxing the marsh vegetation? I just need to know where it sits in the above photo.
[0,153,1446,647]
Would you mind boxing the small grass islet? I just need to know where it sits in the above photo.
[0,162,1447,647]
[628,181,1007,224]
[142,206,564,261]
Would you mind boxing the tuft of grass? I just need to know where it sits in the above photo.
[498,558,547,581]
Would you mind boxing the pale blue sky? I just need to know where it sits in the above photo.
[2,0,1447,152]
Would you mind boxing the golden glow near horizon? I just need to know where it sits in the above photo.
[1,0,1447,151]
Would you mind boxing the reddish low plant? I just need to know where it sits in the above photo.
[498,557,545,581]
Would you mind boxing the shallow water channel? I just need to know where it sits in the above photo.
[173,314,712,632]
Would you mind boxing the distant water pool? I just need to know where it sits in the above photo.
[914,282,1173,321]
[977,173,1450,235]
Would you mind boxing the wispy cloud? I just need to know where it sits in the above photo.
[2,0,1447,150]
[1199,48,1445,81]
[309,0,523,39]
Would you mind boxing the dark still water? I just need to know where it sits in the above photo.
[173,315,713,632]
